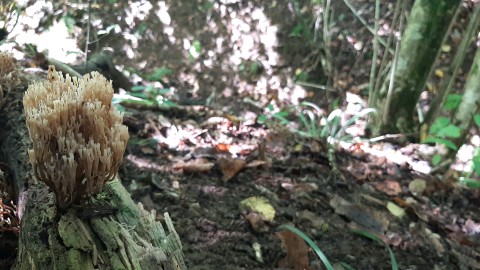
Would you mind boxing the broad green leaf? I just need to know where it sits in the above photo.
[192,40,202,53]
[432,154,442,166]
[62,14,76,34]
[430,117,450,134]
[157,88,171,95]
[273,111,290,124]
[160,100,177,107]
[422,137,458,150]
[131,85,145,92]
[257,115,267,124]
[275,111,289,117]
[436,124,461,138]
[460,178,480,189]
[474,114,480,127]
[130,92,149,99]
[473,155,480,175]
[290,24,304,37]
[114,103,125,112]
[443,94,462,110]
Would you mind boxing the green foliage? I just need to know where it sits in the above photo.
[62,14,76,35]
[258,102,374,143]
[192,40,202,53]
[130,85,176,107]
[431,154,442,166]
[473,154,480,175]
[198,1,214,12]
[422,117,461,151]
[474,114,480,127]
[134,23,148,36]
[443,94,462,111]
[147,67,172,82]
[289,1,314,42]
[257,104,290,125]
[294,69,309,82]
[239,61,263,76]
[189,40,202,60]
[97,24,118,36]
[460,178,480,188]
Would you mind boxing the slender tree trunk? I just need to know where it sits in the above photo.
[451,47,480,150]
[0,70,185,270]
[371,0,461,136]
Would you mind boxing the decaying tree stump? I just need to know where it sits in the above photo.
[0,56,185,269]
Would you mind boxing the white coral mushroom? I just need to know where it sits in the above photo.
[23,65,129,209]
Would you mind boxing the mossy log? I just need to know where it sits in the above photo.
[0,70,185,270]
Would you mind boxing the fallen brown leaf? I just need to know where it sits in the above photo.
[218,157,246,182]
[276,230,311,270]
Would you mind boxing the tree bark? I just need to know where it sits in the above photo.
[0,70,185,270]
[371,0,461,136]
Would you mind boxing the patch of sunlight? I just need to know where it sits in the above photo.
[2,1,79,62]
[214,3,306,105]
[155,1,175,44]
[125,1,152,27]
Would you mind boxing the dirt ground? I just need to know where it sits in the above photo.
[99,1,479,269]
[4,0,480,269]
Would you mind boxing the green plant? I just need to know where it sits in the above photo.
[258,102,374,143]
[189,40,202,60]
[147,67,172,82]
[422,116,461,166]
[120,85,176,108]
[113,67,176,109]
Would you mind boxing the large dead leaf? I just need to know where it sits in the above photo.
[218,157,246,182]
[276,230,311,270]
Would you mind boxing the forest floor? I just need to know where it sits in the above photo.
[4,0,480,269]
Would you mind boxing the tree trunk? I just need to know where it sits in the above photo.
[0,71,185,269]
[451,47,480,150]
[371,0,461,136]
